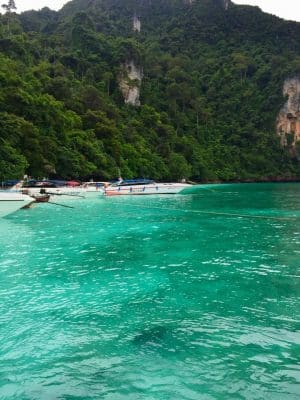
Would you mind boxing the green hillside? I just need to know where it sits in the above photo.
[1,0,300,181]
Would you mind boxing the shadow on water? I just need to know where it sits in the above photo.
[132,325,169,346]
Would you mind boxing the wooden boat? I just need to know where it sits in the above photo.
[30,193,51,203]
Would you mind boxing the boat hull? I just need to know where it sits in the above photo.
[81,182,106,196]
[105,183,191,196]
[0,193,35,218]
[82,188,105,197]
[22,187,86,200]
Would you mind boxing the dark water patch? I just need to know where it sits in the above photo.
[132,325,169,347]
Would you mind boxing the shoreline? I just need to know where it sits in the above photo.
[194,176,300,185]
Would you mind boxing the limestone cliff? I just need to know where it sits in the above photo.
[133,14,141,32]
[218,0,230,10]
[119,60,143,106]
[277,77,300,148]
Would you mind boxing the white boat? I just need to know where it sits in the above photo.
[23,187,86,200]
[0,192,35,218]
[104,179,192,196]
[19,180,86,200]
[81,182,106,196]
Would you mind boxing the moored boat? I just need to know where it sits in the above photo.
[20,180,86,200]
[104,179,192,196]
[81,182,106,196]
[0,192,35,218]
[29,193,51,203]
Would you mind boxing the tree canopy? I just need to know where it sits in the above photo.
[0,0,299,181]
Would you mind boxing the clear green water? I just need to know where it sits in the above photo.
[0,183,299,400]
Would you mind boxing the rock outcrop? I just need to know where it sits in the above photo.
[218,0,230,10]
[277,77,300,148]
[133,14,141,32]
[119,60,143,106]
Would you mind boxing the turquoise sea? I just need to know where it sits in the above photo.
[0,183,299,400]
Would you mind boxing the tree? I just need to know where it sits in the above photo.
[232,52,250,83]
[1,0,16,13]
[0,0,299,181]
[1,0,17,34]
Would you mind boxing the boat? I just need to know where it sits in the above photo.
[0,192,35,218]
[104,179,192,196]
[30,193,51,203]
[20,180,86,200]
[81,181,106,196]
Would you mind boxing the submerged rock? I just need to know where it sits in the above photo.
[132,325,168,345]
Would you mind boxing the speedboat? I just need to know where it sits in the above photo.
[81,182,106,196]
[20,180,86,200]
[0,192,35,218]
[104,179,192,196]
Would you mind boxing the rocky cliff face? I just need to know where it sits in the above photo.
[133,14,141,32]
[277,77,300,148]
[218,0,230,10]
[223,0,230,10]
[184,0,230,9]
[119,60,143,106]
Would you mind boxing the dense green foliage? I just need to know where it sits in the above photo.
[0,0,300,181]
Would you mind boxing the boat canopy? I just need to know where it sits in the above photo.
[1,180,20,188]
[23,180,57,188]
[112,179,155,187]
[23,179,81,188]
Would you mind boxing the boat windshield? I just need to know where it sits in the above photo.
[85,182,105,187]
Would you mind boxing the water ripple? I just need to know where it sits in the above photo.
[0,184,300,399]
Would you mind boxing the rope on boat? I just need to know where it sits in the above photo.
[48,202,74,209]
[118,203,299,221]
[46,192,85,198]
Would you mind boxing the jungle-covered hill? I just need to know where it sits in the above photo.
[1,0,300,181]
